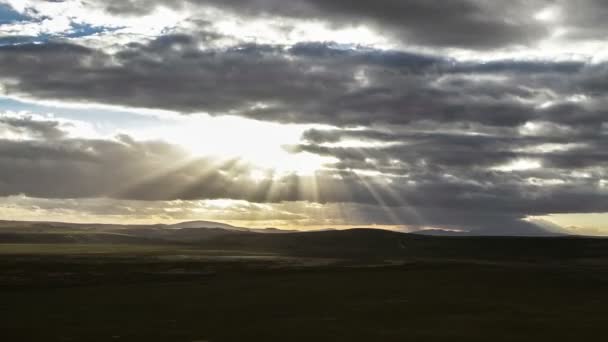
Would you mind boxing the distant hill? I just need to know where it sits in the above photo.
[166,221,239,230]
[0,232,165,245]
[0,220,293,244]
[411,229,468,236]
[1,220,607,261]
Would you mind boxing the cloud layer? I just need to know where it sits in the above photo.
[0,0,607,235]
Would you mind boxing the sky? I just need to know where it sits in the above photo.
[0,0,607,235]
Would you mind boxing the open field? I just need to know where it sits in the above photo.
[1,235,608,342]
[0,243,186,255]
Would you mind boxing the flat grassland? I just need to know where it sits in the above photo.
[1,239,607,342]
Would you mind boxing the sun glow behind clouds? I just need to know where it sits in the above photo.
[136,114,337,176]
[534,6,562,22]
[492,159,542,172]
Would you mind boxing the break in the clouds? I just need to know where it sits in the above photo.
[0,0,607,235]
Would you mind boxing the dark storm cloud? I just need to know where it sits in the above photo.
[294,125,608,224]
[96,0,548,49]
[299,127,608,173]
[96,0,608,45]
[0,38,603,129]
[0,39,354,116]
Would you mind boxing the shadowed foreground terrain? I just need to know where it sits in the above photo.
[1,221,608,341]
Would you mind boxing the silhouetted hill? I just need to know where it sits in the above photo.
[1,221,608,261]
[0,232,165,245]
[0,220,291,237]
[411,229,468,236]
[166,221,239,230]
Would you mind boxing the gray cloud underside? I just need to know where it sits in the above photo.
[98,0,608,46]
[0,39,606,189]
[97,0,550,48]
[1,38,607,129]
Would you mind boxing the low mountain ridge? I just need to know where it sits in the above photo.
[1,220,606,261]
[166,221,239,230]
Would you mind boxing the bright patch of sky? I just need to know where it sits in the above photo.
[0,96,166,136]
[0,96,338,175]
[0,0,182,43]
[530,213,608,236]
